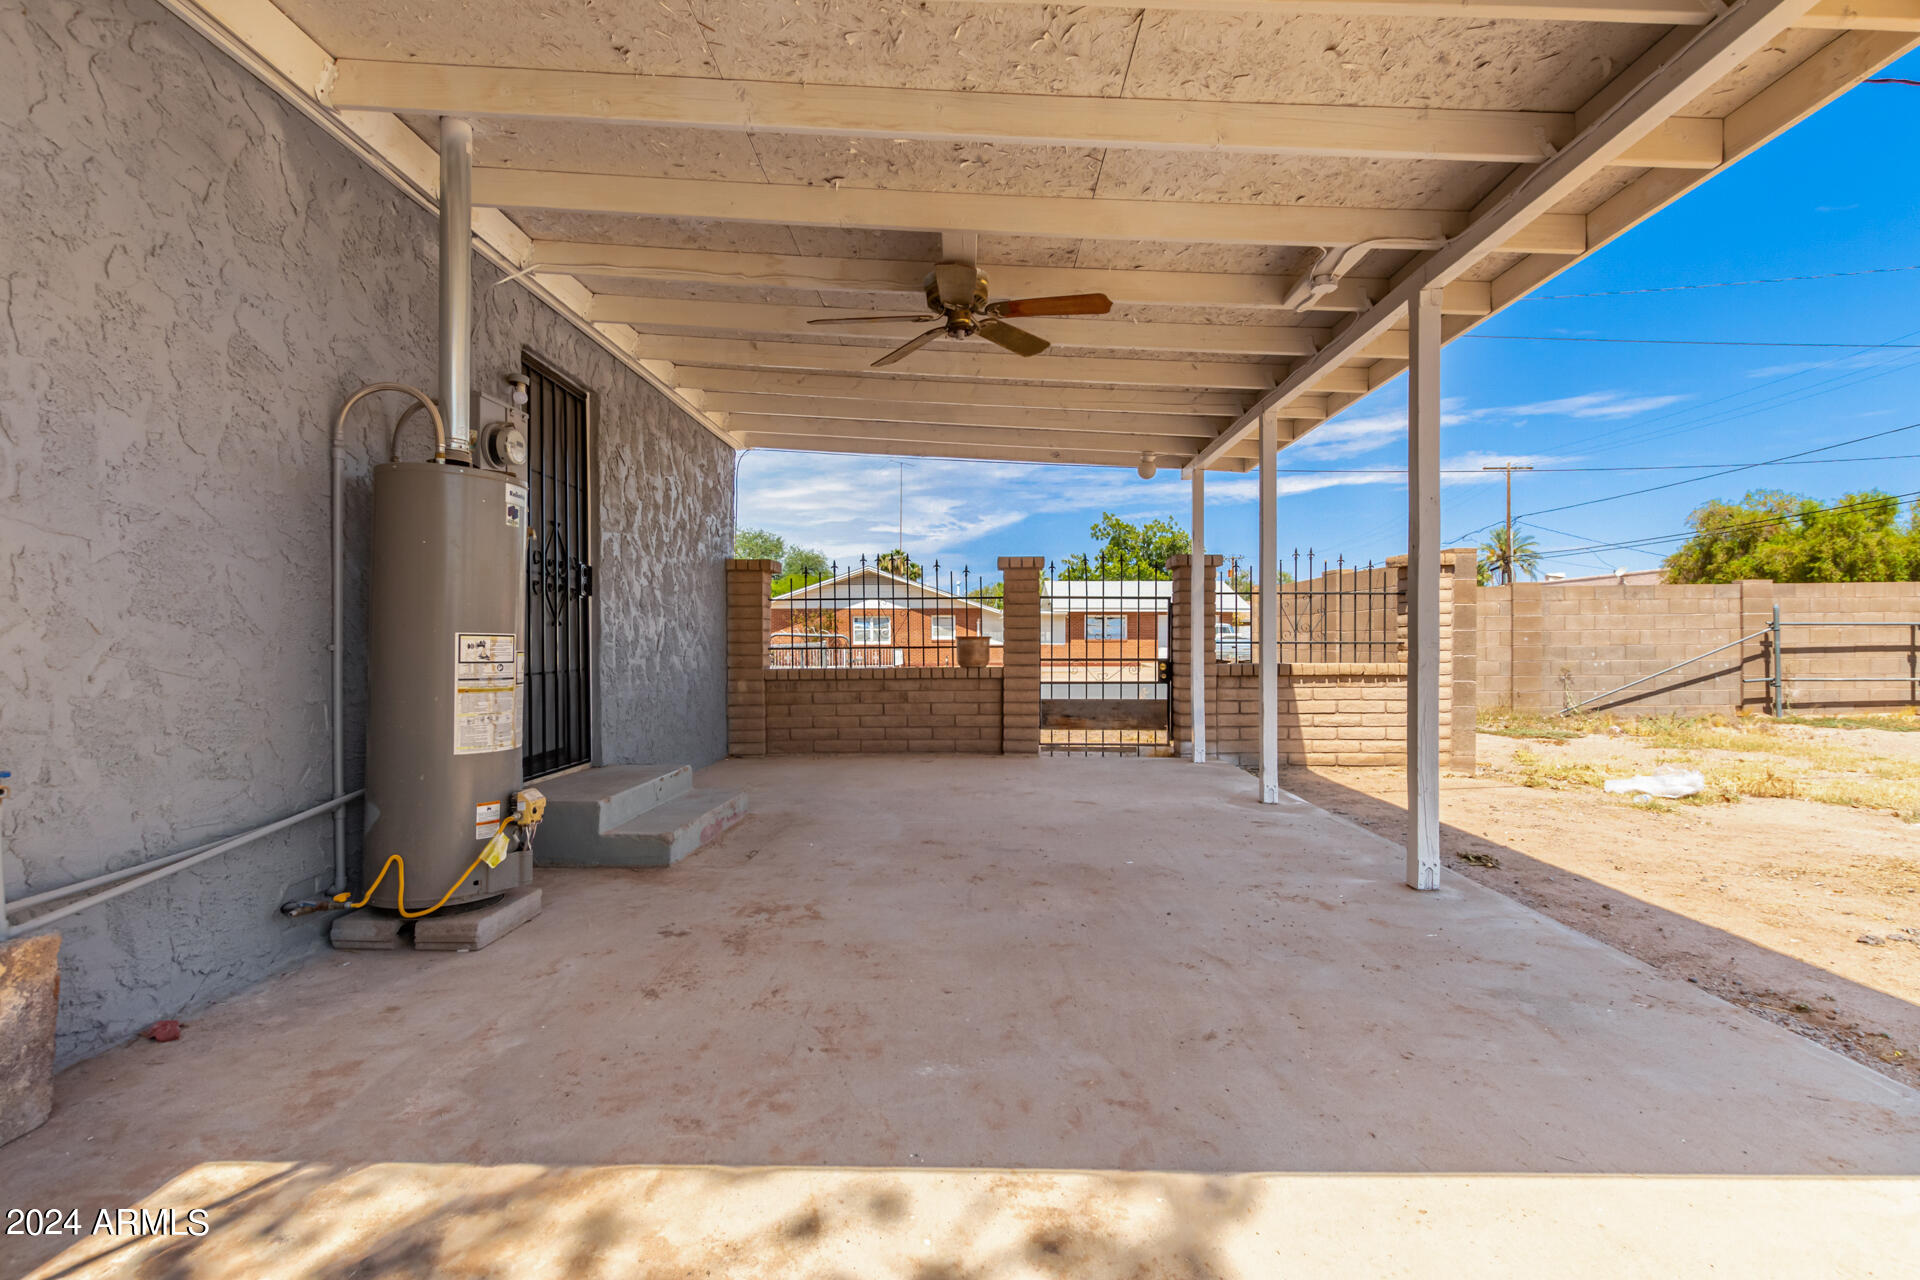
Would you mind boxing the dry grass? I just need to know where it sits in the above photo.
[1480,709,1920,821]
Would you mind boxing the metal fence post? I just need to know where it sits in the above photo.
[1771,603,1783,719]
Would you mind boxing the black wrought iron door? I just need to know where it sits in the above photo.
[522,358,594,778]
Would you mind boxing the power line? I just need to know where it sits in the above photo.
[1466,334,1920,350]
[1445,423,1920,543]
[1509,421,1920,523]
[1514,264,1920,301]
[1281,451,1920,476]
[1532,489,1920,558]
[1538,322,1920,458]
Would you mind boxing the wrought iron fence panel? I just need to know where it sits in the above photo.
[767,554,1004,671]
[1217,550,1398,665]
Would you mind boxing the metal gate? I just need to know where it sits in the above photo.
[521,357,594,778]
[1039,561,1174,755]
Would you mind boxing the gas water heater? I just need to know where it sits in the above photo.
[361,456,533,910]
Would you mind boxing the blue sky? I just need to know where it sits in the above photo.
[738,53,1920,584]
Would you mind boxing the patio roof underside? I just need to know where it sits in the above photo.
[203,0,1918,471]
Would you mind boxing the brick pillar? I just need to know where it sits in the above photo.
[726,558,778,756]
[1739,578,1777,716]
[1168,553,1222,757]
[1446,548,1478,771]
[998,556,1044,755]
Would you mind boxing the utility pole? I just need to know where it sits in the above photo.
[1483,463,1533,584]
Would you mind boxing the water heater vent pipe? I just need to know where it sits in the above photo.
[439,116,474,458]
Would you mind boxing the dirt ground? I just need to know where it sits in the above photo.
[1282,719,1920,1089]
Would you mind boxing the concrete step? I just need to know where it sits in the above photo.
[592,789,751,868]
[533,765,692,856]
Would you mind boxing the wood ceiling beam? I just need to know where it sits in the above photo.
[1189,0,1837,473]
[1491,29,1920,308]
[702,395,1235,434]
[736,433,1256,472]
[473,169,1587,254]
[1797,0,1920,30]
[539,242,1497,316]
[588,295,1328,358]
[666,368,1267,415]
[941,0,1906,23]
[937,0,1714,21]
[328,60,1718,168]
[732,416,1217,456]
[637,336,1280,389]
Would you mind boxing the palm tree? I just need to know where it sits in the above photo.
[1480,527,1541,585]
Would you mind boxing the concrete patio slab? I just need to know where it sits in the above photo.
[5,756,1918,1276]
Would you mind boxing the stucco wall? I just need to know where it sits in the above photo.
[1,0,732,1064]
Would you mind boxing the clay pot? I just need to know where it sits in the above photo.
[956,636,991,669]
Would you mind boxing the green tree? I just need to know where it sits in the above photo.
[783,545,829,577]
[968,582,1006,609]
[875,549,923,581]
[1059,512,1192,580]
[1664,489,1920,584]
[1479,527,1541,585]
[734,527,785,560]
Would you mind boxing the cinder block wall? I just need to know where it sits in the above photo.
[4,0,733,1065]
[1479,579,1920,714]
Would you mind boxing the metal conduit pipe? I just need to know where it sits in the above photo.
[1280,239,1441,313]
[439,116,475,458]
[332,383,445,894]
[6,793,364,936]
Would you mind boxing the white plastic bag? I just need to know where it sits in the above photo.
[1604,765,1705,799]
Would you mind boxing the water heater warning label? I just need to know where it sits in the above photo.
[455,633,520,754]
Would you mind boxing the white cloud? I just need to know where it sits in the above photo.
[1745,348,1915,379]
[1501,391,1687,418]
[738,451,1206,563]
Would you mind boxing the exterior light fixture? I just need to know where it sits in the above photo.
[1137,451,1158,480]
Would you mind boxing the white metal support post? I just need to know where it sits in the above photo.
[1190,466,1207,764]
[1258,410,1280,802]
[1406,287,1444,890]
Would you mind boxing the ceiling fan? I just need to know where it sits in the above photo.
[806,261,1112,368]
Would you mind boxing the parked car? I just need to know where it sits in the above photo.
[1215,623,1252,661]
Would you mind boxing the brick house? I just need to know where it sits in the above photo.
[770,568,1005,668]
[1040,579,1252,669]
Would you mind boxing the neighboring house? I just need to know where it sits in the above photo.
[1039,579,1253,665]
[769,568,1005,668]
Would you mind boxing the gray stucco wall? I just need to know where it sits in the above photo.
[1,0,733,1065]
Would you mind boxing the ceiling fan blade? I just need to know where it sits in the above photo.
[806,314,936,325]
[932,261,982,310]
[871,325,949,368]
[988,292,1113,318]
[974,318,1050,358]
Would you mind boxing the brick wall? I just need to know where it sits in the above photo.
[725,556,1042,755]
[1206,663,1418,766]
[1479,578,1920,714]
[764,669,1004,753]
